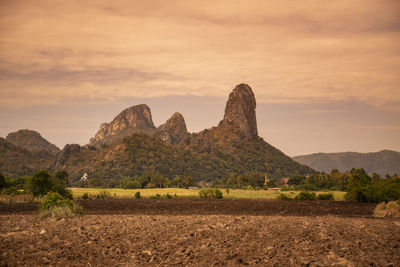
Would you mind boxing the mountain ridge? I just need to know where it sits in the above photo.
[1,84,315,180]
[293,150,400,176]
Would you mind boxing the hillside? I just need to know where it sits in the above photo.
[6,129,60,156]
[0,137,54,177]
[54,84,315,182]
[293,150,400,176]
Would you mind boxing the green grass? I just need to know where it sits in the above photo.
[70,188,346,200]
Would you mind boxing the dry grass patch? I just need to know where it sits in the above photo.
[374,201,400,218]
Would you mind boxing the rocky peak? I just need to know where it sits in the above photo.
[90,104,155,145]
[6,129,59,155]
[157,112,189,144]
[219,83,258,139]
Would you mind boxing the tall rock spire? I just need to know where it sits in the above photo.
[219,83,258,139]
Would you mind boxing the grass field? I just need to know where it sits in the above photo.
[70,188,346,200]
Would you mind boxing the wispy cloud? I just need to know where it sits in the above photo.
[0,0,399,108]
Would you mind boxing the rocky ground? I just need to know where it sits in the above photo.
[1,200,399,266]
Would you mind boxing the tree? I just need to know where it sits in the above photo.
[183,173,194,187]
[26,170,52,196]
[55,170,70,186]
[0,171,6,190]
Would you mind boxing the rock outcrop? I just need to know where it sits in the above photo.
[53,144,81,169]
[89,104,155,146]
[156,112,189,144]
[6,129,60,155]
[219,84,258,139]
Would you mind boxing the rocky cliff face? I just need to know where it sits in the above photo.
[219,84,258,139]
[6,129,59,155]
[156,112,189,144]
[89,104,155,146]
[53,144,81,169]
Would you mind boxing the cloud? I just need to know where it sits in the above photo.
[0,0,399,108]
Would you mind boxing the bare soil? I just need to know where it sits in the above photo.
[1,200,399,266]
[0,198,376,217]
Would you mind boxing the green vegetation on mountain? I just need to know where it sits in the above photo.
[0,137,54,177]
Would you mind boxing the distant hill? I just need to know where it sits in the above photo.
[293,150,400,176]
[6,129,60,156]
[0,136,55,177]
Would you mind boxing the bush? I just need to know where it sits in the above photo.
[95,190,111,199]
[150,193,161,199]
[317,193,334,201]
[277,193,293,200]
[39,192,82,219]
[165,193,172,199]
[0,171,5,190]
[198,188,223,199]
[0,186,21,196]
[295,191,317,200]
[134,191,141,199]
[346,174,400,203]
[40,192,73,211]
[374,201,400,218]
[82,192,90,199]
[51,183,73,199]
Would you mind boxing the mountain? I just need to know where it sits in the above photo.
[53,83,315,182]
[0,130,59,177]
[6,129,59,156]
[155,112,189,144]
[293,150,400,176]
[89,104,156,147]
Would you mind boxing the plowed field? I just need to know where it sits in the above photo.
[1,199,399,266]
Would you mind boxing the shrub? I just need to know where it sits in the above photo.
[0,186,20,196]
[225,188,230,194]
[134,191,141,199]
[150,193,161,199]
[51,183,73,199]
[0,171,5,190]
[198,188,223,199]
[295,191,317,200]
[346,175,400,203]
[317,193,334,201]
[95,190,111,199]
[165,193,172,199]
[277,193,293,200]
[374,201,400,218]
[82,192,90,199]
[40,192,73,211]
[39,192,83,219]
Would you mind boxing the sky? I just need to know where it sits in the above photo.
[0,0,399,156]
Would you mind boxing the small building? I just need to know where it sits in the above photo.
[281,177,289,187]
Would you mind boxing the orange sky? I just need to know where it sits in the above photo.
[0,0,399,155]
